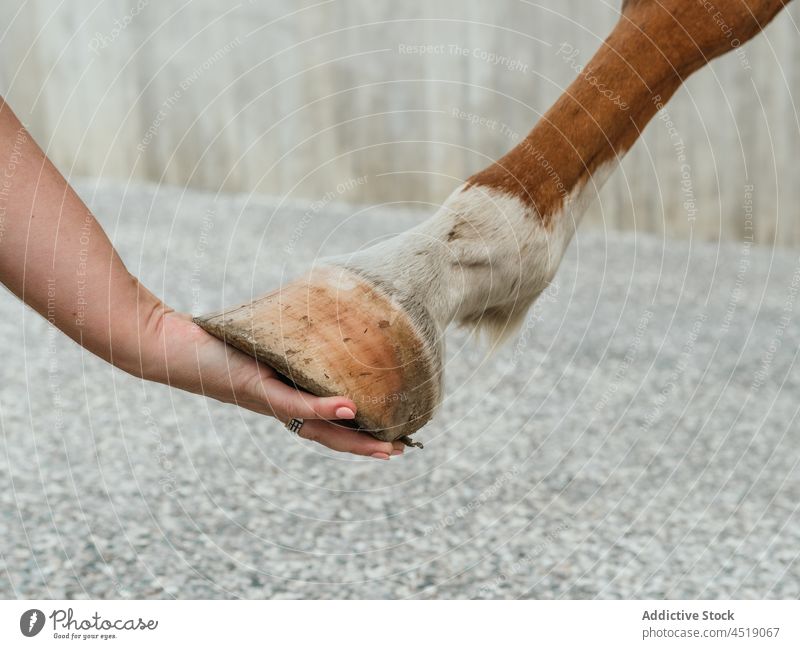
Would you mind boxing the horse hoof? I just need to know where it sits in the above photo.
[193,266,441,443]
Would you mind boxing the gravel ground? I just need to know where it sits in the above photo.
[1,179,799,599]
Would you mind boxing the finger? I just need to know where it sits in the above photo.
[296,420,396,458]
[259,378,357,421]
[391,440,405,456]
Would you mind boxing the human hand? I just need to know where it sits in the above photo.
[136,309,405,459]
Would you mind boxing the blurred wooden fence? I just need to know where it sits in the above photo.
[1,0,798,244]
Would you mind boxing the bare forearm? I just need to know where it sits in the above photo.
[0,99,164,376]
[0,98,397,457]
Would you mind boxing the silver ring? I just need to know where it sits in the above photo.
[285,418,304,435]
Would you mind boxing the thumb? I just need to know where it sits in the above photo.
[261,378,358,422]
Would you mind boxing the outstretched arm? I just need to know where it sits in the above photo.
[0,98,403,459]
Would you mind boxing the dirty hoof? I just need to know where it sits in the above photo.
[193,266,441,443]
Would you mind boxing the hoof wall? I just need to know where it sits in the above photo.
[194,267,439,443]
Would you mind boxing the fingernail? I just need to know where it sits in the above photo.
[335,407,356,419]
[391,449,403,456]
[370,452,390,460]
